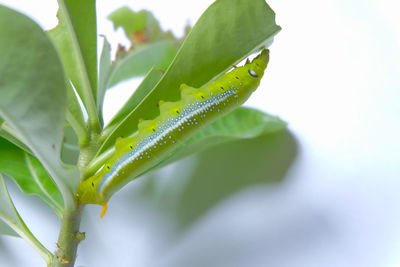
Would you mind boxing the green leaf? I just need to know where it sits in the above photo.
[0,174,52,263]
[0,138,64,216]
[96,0,281,158]
[97,36,112,126]
[48,0,99,130]
[0,5,79,209]
[0,121,32,155]
[66,80,88,145]
[142,108,286,175]
[60,125,80,166]
[108,41,179,88]
[103,68,164,137]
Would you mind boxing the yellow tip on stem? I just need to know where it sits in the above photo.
[100,202,108,218]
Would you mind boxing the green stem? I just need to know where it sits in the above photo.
[50,132,101,266]
[51,206,84,267]
[66,110,89,146]
[57,0,100,133]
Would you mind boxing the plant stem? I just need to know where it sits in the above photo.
[66,110,89,146]
[51,205,84,267]
[50,132,100,266]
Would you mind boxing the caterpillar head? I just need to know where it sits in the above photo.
[77,172,104,205]
[246,48,269,79]
[210,49,269,101]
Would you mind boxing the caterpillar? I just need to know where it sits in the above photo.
[77,49,269,217]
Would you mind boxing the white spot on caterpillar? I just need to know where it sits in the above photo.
[248,69,258,77]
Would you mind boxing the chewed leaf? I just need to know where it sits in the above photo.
[106,7,179,85]
[108,7,176,45]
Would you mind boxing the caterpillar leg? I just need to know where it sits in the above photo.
[100,202,108,218]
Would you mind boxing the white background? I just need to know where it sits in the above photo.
[0,0,399,266]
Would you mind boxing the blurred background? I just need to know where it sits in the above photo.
[0,0,399,266]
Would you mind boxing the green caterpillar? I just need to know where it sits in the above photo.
[77,49,269,217]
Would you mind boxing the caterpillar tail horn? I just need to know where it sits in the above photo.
[100,202,108,218]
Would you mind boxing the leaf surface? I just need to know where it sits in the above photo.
[0,138,64,216]
[48,0,98,128]
[0,5,79,208]
[97,37,112,125]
